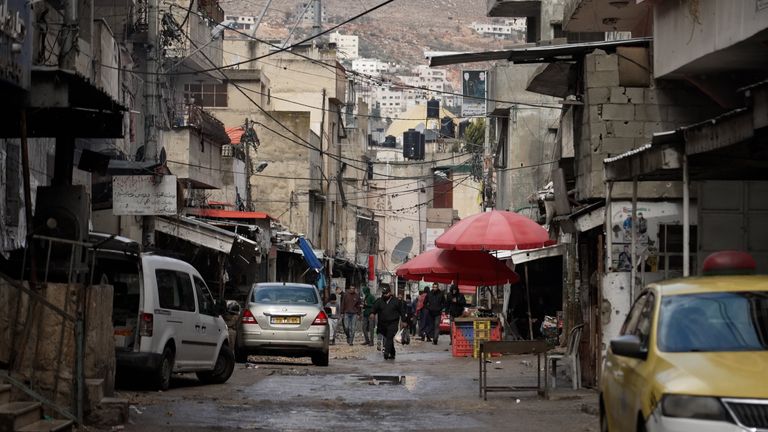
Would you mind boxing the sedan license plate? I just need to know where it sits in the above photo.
[271,316,301,325]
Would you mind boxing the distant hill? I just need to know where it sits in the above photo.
[223,0,523,81]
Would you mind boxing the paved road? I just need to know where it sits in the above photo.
[112,336,599,431]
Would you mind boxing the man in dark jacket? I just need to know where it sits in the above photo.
[424,283,447,345]
[446,284,467,345]
[369,287,406,360]
[340,285,362,345]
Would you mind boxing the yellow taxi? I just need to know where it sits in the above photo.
[600,251,768,432]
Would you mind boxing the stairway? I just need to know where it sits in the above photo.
[0,385,73,432]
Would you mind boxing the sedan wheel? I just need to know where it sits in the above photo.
[311,351,329,367]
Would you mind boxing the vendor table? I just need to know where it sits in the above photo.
[478,340,550,401]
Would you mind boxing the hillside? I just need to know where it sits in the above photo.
[223,0,523,78]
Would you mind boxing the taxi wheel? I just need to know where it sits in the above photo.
[636,415,647,432]
[599,398,609,432]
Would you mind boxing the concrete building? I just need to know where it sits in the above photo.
[329,32,360,60]
[470,18,526,39]
[294,2,327,26]
[224,15,259,30]
[351,58,390,77]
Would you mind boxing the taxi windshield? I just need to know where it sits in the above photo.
[658,291,768,352]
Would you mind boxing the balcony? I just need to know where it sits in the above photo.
[487,0,541,17]
[166,104,229,189]
[161,0,224,71]
[563,0,649,33]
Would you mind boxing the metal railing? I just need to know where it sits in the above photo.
[1,235,99,425]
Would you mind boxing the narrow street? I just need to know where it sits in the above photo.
[117,336,598,431]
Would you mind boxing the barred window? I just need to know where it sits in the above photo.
[184,83,227,107]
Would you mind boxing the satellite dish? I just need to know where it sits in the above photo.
[391,236,413,264]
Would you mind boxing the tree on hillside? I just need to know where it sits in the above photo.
[465,118,485,153]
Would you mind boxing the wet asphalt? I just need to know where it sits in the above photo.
[111,335,599,431]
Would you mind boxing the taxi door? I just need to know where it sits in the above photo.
[618,291,657,428]
[603,293,649,431]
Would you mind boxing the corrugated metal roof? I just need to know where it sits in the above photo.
[428,37,652,67]
[186,208,272,220]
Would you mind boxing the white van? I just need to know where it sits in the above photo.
[95,234,235,390]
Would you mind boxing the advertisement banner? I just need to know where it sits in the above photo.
[461,70,487,117]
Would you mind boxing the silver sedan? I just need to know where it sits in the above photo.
[235,282,330,366]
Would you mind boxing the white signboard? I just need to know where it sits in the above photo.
[425,228,444,251]
[113,175,177,215]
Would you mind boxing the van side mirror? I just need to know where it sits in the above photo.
[610,334,648,360]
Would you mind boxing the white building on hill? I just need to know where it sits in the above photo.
[329,32,359,59]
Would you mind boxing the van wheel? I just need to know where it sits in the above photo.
[156,346,174,391]
[198,346,235,384]
[311,351,329,367]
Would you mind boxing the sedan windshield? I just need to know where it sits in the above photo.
[658,292,768,352]
[252,286,319,305]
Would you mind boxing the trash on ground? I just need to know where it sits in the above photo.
[130,405,143,415]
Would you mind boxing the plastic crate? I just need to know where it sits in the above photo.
[452,339,474,357]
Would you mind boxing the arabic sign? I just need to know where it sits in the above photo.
[0,0,31,89]
[113,175,177,215]
[461,70,487,117]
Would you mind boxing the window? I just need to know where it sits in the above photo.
[252,285,319,304]
[658,292,768,352]
[156,270,196,312]
[183,83,228,107]
[193,277,216,316]
[620,293,647,336]
[433,171,453,209]
[658,224,698,274]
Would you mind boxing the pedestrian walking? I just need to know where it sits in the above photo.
[370,287,406,360]
[406,294,417,336]
[416,287,432,341]
[362,286,377,346]
[324,294,340,345]
[424,283,447,344]
[446,284,467,345]
[397,292,412,345]
[340,285,362,345]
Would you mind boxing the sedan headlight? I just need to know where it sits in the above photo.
[661,395,731,422]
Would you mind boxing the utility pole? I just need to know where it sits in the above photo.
[143,0,160,247]
[243,118,253,211]
[313,0,322,37]
[319,88,328,252]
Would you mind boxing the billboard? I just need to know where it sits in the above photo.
[0,0,32,90]
[461,70,487,117]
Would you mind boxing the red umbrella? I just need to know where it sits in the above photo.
[435,210,554,251]
[396,248,519,285]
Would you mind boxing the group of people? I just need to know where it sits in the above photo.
[324,282,467,360]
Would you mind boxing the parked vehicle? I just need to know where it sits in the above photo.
[600,251,768,432]
[95,234,235,390]
[235,282,330,366]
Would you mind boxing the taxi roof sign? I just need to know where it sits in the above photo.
[702,251,756,276]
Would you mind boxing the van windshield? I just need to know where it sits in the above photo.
[252,286,319,305]
[658,291,768,352]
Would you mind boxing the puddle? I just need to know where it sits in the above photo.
[355,375,406,385]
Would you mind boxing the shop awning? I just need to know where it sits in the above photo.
[605,80,768,182]
[156,215,257,254]
[428,37,651,67]
[297,237,323,272]
[186,208,273,220]
[493,244,565,265]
